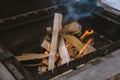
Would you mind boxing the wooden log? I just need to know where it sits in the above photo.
[64,22,82,34]
[63,34,96,55]
[57,60,62,67]
[38,66,48,74]
[58,36,70,64]
[44,27,52,41]
[41,39,50,50]
[48,13,63,70]
[68,47,78,57]
[41,66,48,72]
[42,58,48,65]
[41,22,81,51]
[46,27,52,35]
[15,53,48,61]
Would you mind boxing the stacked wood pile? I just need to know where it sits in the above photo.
[15,13,96,74]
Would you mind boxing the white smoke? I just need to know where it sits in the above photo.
[52,0,97,24]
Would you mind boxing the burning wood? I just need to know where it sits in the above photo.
[16,13,96,74]
[75,38,95,58]
[80,29,94,41]
[63,34,96,55]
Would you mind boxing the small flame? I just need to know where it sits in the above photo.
[80,29,94,41]
[44,42,50,55]
[76,38,94,58]
[44,51,49,55]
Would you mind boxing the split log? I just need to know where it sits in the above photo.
[46,27,52,36]
[48,13,63,70]
[68,47,78,57]
[57,60,62,67]
[41,22,81,50]
[41,39,50,51]
[63,34,96,55]
[64,22,82,34]
[41,66,48,72]
[42,58,48,65]
[38,66,42,74]
[58,36,70,64]
[15,53,48,61]
[44,27,52,41]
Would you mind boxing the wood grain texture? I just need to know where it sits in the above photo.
[63,34,96,55]
[48,13,63,70]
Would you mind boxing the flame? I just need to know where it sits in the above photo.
[44,51,49,55]
[76,38,94,58]
[80,29,94,41]
[44,42,50,55]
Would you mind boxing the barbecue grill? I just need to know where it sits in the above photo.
[0,0,120,80]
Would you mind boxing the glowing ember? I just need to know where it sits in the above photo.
[76,38,94,58]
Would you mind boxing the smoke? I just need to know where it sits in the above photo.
[52,0,97,24]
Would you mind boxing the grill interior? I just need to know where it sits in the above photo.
[0,13,120,54]
[0,3,120,79]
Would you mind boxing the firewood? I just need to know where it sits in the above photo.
[66,41,73,49]
[42,58,48,65]
[41,22,81,50]
[58,36,70,64]
[63,34,96,55]
[46,27,52,36]
[48,13,63,70]
[64,22,82,34]
[38,66,48,74]
[76,38,95,58]
[68,47,78,57]
[44,27,52,41]
[38,66,42,74]
[15,53,48,61]
[55,53,60,62]
[41,39,50,50]
[42,53,59,66]
[57,60,62,67]
[41,66,48,72]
